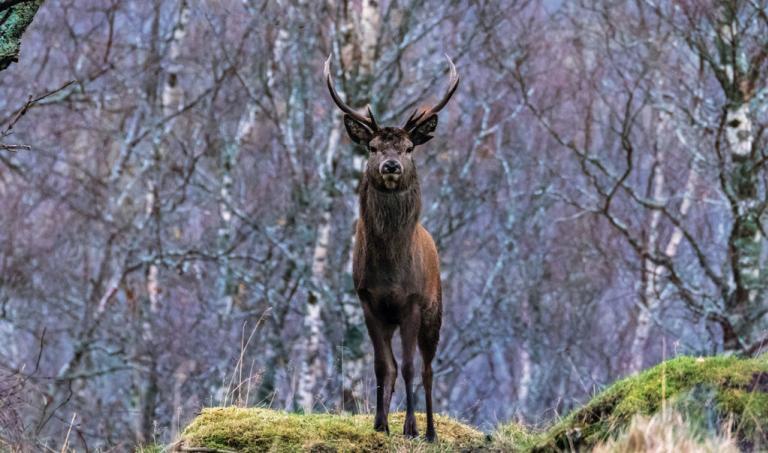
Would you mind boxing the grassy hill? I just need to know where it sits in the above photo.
[528,354,767,451]
[172,354,768,452]
[174,408,487,452]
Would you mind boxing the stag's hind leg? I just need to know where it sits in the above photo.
[418,306,442,442]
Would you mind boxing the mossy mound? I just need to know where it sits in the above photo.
[531,354,768,451]
[174,355,768,452]
[177,407,486,452]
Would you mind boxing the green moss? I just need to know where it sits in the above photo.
[531,355,768,451]
[177,355,768,452]
[180,407,485,452]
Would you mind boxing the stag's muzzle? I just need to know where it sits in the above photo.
[380,160,402,175]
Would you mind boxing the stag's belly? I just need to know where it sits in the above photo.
[356,285,425,324]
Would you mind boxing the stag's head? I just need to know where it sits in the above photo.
[324,55,459,191]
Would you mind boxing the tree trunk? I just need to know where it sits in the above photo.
[713,6,767,352]
[297,0,379,412]
[630,138,664,373]
[298,209,333,412]
[724,101,764,351]
[630,164,696,370]
[133,0,188,441]
[217,104,255,314]
[339,0,379,412]
[340,155,366,412]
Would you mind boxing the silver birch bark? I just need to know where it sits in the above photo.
[135,0,189,442]
[298,208,333,412]
[714,9,767,352]
[631,163,662,372]
[290,2,329,409]
[724,98,763,350]
[297,1,378,412]
[217,105,256,314]
[338,0,379,412]
[629,152,697,372]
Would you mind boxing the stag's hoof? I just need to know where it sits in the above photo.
[374,417,389,435]
[425,429,437,443]
[403,415,419,438]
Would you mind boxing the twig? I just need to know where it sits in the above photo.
[0,143,30,151]
[59,412,77,453]
[0,81,76,156]
[1,80,76,137]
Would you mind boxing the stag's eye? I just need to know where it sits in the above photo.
[406,146,413,153]
[369,145,378,153]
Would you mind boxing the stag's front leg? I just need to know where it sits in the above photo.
[363,309,396,434]
[400,308,421,438]
[419,315,440,442]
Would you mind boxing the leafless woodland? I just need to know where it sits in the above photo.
[0,0,767,450]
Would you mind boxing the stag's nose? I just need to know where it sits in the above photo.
[381,160,402,175]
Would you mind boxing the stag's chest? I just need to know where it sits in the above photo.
[353,253,419,290]
[353,239,424,299]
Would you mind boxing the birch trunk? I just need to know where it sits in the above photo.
[724,101,763,351]
[517,346,532,405]
[298,208,333,412]
[715,12,766,352]
[217,105,256,314]
[135,0,189,442]
[631,190,661,371]
[339,0,379,412]
[629,154,696,372]
[340,155,365,412]
[297,0,378,412]
[629,111,665,373]
[297,102,341,410]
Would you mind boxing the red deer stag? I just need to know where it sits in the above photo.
[324,54,458,441]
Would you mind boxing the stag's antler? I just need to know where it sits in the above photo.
[324,54,378,132]
[404,54,460,132]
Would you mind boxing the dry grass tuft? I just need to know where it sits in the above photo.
[593,410,738,453]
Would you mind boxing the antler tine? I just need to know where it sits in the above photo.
[404,54,460,131]
[432,54,459,112]
[367,106,378,131]
[403,109,426,131]
[324,54,378,131]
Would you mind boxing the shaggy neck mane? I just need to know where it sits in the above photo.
[360,175,421,246]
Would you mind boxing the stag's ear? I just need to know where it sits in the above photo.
[344,115,374,144]
[409,114,438,146]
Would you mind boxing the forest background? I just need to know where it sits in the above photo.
[1,0,767,450]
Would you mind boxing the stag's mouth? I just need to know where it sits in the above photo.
[382,174,400,189]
